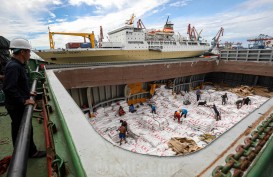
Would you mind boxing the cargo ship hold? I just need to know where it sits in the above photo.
[34,17,210,64]
[1,47,273,177]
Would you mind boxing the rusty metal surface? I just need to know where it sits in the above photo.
[214,61,273,76]
[53,60,273,89]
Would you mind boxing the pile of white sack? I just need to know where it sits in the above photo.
[89,85,268,156]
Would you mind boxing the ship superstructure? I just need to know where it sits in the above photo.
[34,17,210,63]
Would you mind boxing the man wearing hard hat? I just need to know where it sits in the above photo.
[3,38,46,158]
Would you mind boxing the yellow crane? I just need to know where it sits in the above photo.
[48,27,95,49]
[125,14,136,25]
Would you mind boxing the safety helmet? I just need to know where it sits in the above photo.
[9,38,32,50]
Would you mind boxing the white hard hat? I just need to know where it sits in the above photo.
[9,38,32,50]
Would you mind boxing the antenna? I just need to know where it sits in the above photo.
[166,16,169,25]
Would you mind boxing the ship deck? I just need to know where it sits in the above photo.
[0,106,47,177]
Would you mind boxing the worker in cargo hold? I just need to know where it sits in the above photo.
[243,97,251,105]
[3,38,46,158]
[129,104,136,113]
[151,104,156,114]
[221,93,228,105]
[235,99,244,109]
[174,111,182,124]
[212,104,221,121]
[196,88,201,101]
[118,106,126,116]
[180,108,188,118]
[119,120,129,133]
[118,124,127,145]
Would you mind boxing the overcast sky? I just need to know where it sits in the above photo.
[1,0,273,49]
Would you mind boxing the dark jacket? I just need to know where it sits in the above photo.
[221,94,228,100]
[212,105,220,115]
[3,58,30,108]
[196,89,201,95]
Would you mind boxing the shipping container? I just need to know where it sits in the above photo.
[80,42,91,48]
[65,42,82,49]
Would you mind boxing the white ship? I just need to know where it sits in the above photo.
[34,16,210,64]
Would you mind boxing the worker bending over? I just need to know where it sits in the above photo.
[174,111,182,124]
[244,97,251,105]
[118,106,126,116]
[180,108,188,118]
[129,104,136,113]
[212,104,221,121]
[235,99,244,109]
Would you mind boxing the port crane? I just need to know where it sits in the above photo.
[187,24,203,41]
[137,19,146,29]
[125,14,136,25]
[247,34,273,49]
[98,26,104,48]
[208,27,224,52]
[48,27,95,49]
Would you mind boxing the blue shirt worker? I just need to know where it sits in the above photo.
[151,104,156,114]
[129,104,136,113]
[180,108,188,118]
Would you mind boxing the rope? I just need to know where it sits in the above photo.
[0,112,8,117]
[0,137,10,145]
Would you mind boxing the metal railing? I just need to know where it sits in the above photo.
[220,49,273,62]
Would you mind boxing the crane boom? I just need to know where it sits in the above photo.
[209,27,224,52]
[98,26,104,48]
[137,19,146,29]
[246,34,273,49]
[191,27,197,41]
[48,27,95,49]
[247,34,273,41]
[125,14,135,25]
[198,29,203,40]
[186,24,202,41]
[187,24,191,39]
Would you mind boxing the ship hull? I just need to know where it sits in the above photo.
[34,49,207,64]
